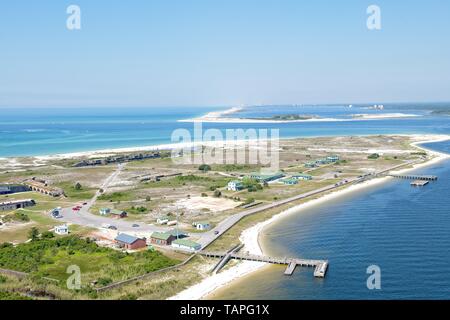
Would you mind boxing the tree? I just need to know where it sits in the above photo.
[28,227,39,241]
[213,190,222,198]
[74,182,82,190]
[198,164,211,172]
[41,231,54,239]
[146,196,151,202]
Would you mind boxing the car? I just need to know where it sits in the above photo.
[108,225,117,230]
[214,230,220,235]
[72,207,79,211]
[132,224,139,228]
[83,202,88,205]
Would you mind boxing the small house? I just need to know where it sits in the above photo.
[304,162,317,168]
[150,232,176,246]
[115,233,147,250]
[54,224,69,235]
[194,221,211,231]
[327,155,340,162]
[281,178,298,185]
[171,239,202,252]
[292,174,313,181]
[99,208,111,216]
[227,180,244,191]
[156,215,173,225]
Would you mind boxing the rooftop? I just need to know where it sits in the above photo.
[151,232,173,241]
[115,233,142,245]
[172,239,201,248]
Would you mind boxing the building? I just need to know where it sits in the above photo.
[54,224,69,235]
[150,232,176,246]
[281,178,298,185]
[304,162,317,168]
[115,233,147,250]
[0,184,30,195]
[247,172,285,183]
[327,155,340,162]
[99,208,110,215]
[25,178,64,197]
[0,199,36,211]
[156,215,175,225]
[227,180,244,191]
[193,221,211,231]
[171,239,202,252]
[292,174,313,181]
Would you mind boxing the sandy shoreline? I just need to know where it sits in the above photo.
[178,106,420,123]
[168,135,450,300]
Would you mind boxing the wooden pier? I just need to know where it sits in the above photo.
[388,174,437,181]
[200,251,328,278]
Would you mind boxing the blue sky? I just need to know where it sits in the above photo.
[0,0,449,107]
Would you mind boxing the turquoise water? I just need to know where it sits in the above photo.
[0,104,449,157]
[213,141,450,300]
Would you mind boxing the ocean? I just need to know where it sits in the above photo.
[0,104,449,157]
[212,140,450,300]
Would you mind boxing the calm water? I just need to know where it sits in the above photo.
[0,104,449,157]
[212,141,450,300]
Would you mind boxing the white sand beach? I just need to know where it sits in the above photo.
[168,134,450,300]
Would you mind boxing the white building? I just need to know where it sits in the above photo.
[171,239,201,252]
[227,180,243,191]
[55,224,69,235]
[194,221,211,231]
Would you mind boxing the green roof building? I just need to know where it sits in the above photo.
[171,239,202,252]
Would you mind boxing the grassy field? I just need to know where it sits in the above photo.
[0,236,179,286]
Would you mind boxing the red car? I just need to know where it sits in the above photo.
[72,207,79,211]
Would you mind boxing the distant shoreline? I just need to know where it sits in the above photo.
[178,106,420,123]
[168,134,450,300]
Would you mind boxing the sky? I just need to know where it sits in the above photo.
[0,0,449,107]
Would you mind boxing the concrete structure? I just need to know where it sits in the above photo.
[0,184,30,195]
[54,224,69,235]
[172,239,201,252]
[292,173,313,181]
[0,199,36,211]
[25,178,64,197]
[281,178,298,185]
[194,221,211,231]
[150,232,176,246]
[411,180,429,187]
[115,233,147,250]
[227,180,244,191]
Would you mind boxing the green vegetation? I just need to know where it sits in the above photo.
[98,191,133,202]
[213,164,258,172]
[56,182,96,200]
[0,236,179,286]
[2,211,30,223]
[0,291,32,300]
[242,177,263,192]
[127,206,149,215]
[368,153,380,160]
[250,114,319,121]
[198,164,211,172]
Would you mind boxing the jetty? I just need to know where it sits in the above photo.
[200,250,328,278]
[388,174,437,181]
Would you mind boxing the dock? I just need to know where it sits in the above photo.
[200,251,328,278]
[411,180,429,187]
[388,174,437,181]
